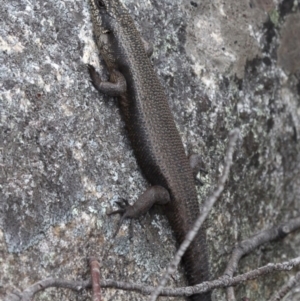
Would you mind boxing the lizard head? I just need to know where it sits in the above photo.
[90,0,128,21]
[89,0,127,70]
[89,0,141,70]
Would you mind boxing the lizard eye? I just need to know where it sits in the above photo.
[95,0,106,9]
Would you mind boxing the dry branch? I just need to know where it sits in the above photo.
[224,216,300,301]
[5,256,300,301]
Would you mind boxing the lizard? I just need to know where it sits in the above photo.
[87,0,211,300]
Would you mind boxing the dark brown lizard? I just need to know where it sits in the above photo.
[87,0,211,300]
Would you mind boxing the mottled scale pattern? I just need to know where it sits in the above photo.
[89,0,211,300]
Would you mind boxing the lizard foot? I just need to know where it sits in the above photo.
[107,186,170,237]
[107,198,132,237]
[189,154,208,186]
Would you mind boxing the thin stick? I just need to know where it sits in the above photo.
[5,256,300,300]
[224,216,300,301]
[268,271,300,301]
[5,279,91,301]
[90,257,102,301]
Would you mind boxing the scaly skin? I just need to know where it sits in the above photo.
[88,0,211,300]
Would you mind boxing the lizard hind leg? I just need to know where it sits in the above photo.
[189,154,208,186]
[141,38,153,57]
[107,186,170,237]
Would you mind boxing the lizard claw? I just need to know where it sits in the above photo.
[87,64,102,90]
[107,198,129,214]
[107,198,131,237]
[87,64,95,71]
[87,64,95,77]
[115,198,129,208]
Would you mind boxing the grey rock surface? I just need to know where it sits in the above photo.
[1,0,300,300]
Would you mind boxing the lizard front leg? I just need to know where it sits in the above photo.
[88,64,127,96]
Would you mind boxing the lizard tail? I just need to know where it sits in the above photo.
[183,228,211,301]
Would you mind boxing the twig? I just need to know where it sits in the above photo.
[5,256,300,300]
[107,256,300,295]
[149,128,240,301]
[5,279,91,301]
[223,216,300,301]
[90,257,102,301]
[268,271,300,301]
